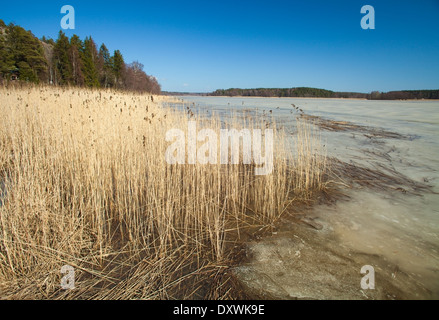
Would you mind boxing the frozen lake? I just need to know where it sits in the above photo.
[171,96,439,299]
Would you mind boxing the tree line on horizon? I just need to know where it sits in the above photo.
[209,87,439,100]
[0,19,161,94]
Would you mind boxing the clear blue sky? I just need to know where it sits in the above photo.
[1,0,439,92]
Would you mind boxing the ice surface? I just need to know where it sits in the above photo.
[176,96,439,299]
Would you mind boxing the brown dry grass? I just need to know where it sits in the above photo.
[0,85,327,299]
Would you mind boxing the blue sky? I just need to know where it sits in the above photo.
[1,0,439,92]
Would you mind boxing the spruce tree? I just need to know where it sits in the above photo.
[53,31,73,85]
[112,49,125,88]
[98,43,113,88]
[81,36,100,87]
[69,35,84,86]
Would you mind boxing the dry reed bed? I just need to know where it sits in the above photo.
[0,86,327,299]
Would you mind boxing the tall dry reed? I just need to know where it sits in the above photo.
[0,86,326,299]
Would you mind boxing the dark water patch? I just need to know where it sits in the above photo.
[330,158,435,197]
[300,114,418,141]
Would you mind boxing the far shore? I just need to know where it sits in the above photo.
[171,95,439,102]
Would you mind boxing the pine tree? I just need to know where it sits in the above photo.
[0,20,8,80]
[0,33,13,81]
[6,23,47,83]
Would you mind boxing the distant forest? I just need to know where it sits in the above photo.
[210,87,439,100]
[0,19,161,94]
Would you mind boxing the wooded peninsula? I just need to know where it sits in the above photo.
[0,19,161,94]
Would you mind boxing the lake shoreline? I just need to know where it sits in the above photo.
[169,95,439,102]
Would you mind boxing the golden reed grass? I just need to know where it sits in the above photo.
[0,85,327,299]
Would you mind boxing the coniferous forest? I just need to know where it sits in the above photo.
[0,19,161,94]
